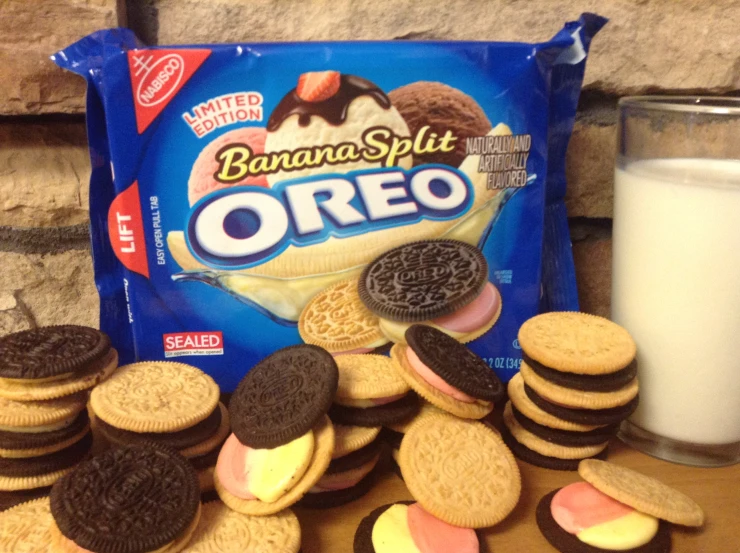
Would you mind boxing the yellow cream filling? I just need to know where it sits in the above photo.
[247,431,314,503]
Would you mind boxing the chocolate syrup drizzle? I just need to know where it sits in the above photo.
[266,74,392,131]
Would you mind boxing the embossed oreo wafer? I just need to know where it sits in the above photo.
[525,384,639,426]
[230,345,338,449]
[0,326,111,380]
[50,444,201,553]
[406,325,504,402]
[186,502,301,553]
[329,392,419,427]
[0,498,55,550]
[299,278,388,356]
[359,240,488,322]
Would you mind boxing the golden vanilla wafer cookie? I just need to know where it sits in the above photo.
[298,278,388,355]
[520,363,640,409]
[508,373,602,432]
[503,402,608,460]
[0,350,118,402]
[0,393,87,430]
[399,414,520,528]
[186,501,301,553]
[90,361,220,433]
[518,312,636,375]
[215,415,335,516]
[579,459,705,527]
[0,498,54,551]
[335,354,410,403]
[391,344,492,419]
[180,403,230,458]
[333,425,381,459]
[0,467,74,492]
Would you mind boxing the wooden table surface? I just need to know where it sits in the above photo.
[295,440,740,552]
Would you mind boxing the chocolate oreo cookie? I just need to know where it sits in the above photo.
[189,444,222,471]
[50,444,200,553]
[524,354,638,392]
[525,384,640,426]
[329,393,419,427]
[0,432,92,477]
[359,240,488,322]
[536,489,672,553]
[378,427,404,451]
[95,404,222,450]
[0,411,89,451]
[0,486,52,512]
[0,325,111,380]
[406,325,505,402]
[298,468,378,510]
[511,405,617,447]
[501,427,607,471]
[230,345,338,449]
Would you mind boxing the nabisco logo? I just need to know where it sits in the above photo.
[136,54,185,107]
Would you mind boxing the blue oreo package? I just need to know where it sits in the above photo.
[54,14,605,391]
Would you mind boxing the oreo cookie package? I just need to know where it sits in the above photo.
[54,14,605,390]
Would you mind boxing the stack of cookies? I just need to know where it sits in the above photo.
[214,345,338,516]
[315,354,412,507]
[0,326,118,511]
[502,312,640,470]
[90,360,228,492]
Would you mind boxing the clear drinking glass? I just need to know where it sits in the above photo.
[613,96,740,467]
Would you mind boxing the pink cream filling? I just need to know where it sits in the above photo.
[215,433,257,500]
[370,393,407,406]
[407,502,480,553]
[406,348,476,403]
[309,456,379,493]
[551,481,635,534]
[432,282,500,333]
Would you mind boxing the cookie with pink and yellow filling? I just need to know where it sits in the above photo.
[354,501,485,553]
[358,240,502,345]
[390,325,504,419]
[537,459,704,553]
[215,345,338,515]
[328,354,420,427]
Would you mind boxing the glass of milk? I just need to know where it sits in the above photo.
[613,97,740,467]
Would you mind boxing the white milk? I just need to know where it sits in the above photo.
[612,158,740,445]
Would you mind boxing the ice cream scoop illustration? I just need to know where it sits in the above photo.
[167,76,515,324]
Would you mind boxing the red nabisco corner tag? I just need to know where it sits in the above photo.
[108,181,149,278]
[128,49,211,134]
[163,332,224,358]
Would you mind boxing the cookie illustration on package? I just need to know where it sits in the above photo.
[360,240,502,344]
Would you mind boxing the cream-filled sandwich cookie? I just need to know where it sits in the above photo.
[359,240,501,344]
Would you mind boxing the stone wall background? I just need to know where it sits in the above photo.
[1,0,738,333]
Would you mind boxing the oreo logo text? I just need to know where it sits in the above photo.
[186,166,472,269]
